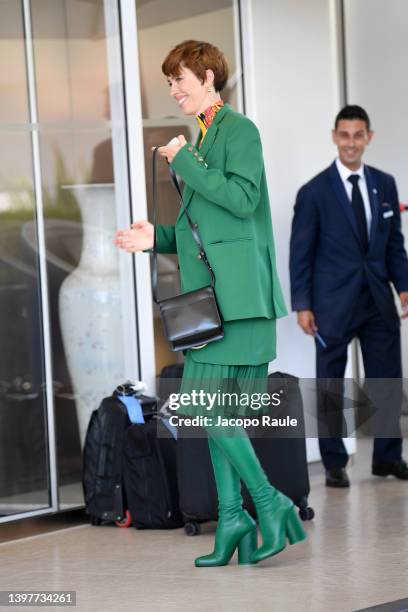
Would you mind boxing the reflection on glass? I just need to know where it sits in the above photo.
[33,0,109,123]
[0,130,50,516]
[30,0,129,510]
[0,0,50,517]
[136,0,243,376]
[0,0,28,123]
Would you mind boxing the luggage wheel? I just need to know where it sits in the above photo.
[298,496,315,521]
[299,506,315,521]
[184,521,201,536]
[90,515,102,526]
[115,509,132,528]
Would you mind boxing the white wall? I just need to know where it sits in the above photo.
[243,0,355,460]
[245,0,340,377]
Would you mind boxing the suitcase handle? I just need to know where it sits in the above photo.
[97,443,111,478]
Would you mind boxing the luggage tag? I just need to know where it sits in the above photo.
[118,395,145,424]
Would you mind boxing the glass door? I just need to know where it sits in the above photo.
[135,0,244,380]
[0,0,51,519]
[0,0,139,521]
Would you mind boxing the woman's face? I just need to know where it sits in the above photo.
[167,65,213,115]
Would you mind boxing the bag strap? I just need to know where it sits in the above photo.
[151,146,215,304]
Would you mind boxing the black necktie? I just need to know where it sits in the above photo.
[348,174,368,250]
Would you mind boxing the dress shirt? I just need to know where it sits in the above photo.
[335,157,372,236]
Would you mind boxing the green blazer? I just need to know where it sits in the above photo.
[155,104,287,365]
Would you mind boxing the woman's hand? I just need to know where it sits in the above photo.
[157,134,186,163]
[114,220,154,253]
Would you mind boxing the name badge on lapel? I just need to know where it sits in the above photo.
[382,203,394,219]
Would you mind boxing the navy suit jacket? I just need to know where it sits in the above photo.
[289,161,408,338]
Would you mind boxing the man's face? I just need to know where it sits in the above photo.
[332,119,373,169]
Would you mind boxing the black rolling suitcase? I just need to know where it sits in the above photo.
[82,385,182,529]
[176,372,314,535]
[122,417,183,529]
[158,363,184,408]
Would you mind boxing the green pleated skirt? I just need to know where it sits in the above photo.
[176,352,269,423]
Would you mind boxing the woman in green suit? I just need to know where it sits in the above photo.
[115,40,306,566]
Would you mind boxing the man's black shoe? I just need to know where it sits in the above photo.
[372,459,408,480]
[325,467,350,488]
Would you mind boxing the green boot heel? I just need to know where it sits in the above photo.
[286,507,307,545]
[237,525,258,565]
[195,510,257,567]
[250,491,307,564]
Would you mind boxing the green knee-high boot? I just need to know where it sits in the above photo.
[195,438,257,567]
[209,427,307,564]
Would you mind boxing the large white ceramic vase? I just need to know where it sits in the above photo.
[59,184,125,446]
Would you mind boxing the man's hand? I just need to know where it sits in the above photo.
[297,310,318,335]
[156,135,186,163]
[400,291,408,319]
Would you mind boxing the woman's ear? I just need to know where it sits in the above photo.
[205,68,215,88]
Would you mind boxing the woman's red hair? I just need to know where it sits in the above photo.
[162,40,229,92]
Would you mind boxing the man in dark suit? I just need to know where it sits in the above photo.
[290,105,408,487]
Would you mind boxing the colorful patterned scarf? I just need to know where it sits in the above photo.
[196,100,224,145]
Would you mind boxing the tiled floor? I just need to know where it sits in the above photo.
[0,439,407,612]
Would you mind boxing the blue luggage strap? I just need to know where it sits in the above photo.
[117,394,177,439]
[117,395,145,424]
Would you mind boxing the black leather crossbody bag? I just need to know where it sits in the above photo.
[151,147,224,352]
